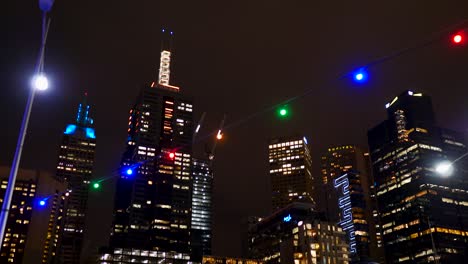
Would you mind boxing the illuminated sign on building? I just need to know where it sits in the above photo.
[283,214,292,222]
[334,173,357,253]
[158,50,171,85]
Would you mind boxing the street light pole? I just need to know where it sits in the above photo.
[0,0,54,250]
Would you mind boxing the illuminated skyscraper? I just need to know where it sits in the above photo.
[368,90,468,263]
[191,158,213,260]
[0,167,67,264]
[320,145,382,263]
[268,136,314,211]
[109,31,194,256]
[54,95,97,263]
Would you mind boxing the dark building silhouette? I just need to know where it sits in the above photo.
[109,31,194,257]
[368,90,468,263]
[54,96,97,264]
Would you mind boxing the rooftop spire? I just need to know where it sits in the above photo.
[157,28,174,86]
[76,92,93,126]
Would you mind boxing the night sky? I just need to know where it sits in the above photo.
[2,0,468,260]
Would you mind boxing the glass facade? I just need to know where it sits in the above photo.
[191,158,213,258]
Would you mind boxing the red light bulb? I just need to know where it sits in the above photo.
[169,152,175,159]
[453,34,463,44]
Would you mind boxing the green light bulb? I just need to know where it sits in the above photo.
[93,183,100,189]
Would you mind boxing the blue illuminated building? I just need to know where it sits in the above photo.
[54,94,97,263]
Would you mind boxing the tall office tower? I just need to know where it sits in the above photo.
[268,136,314,211]
[0,166,67,264]
[368,90,468,263]
[55,96,97,263]
[109,32,194,256]
[190,158,213,260]
[320,145,381,263]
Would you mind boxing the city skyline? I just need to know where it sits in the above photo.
[2,0,468,259]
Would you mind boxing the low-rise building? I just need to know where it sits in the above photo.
[248,202,349,264]
[202,255,264,264]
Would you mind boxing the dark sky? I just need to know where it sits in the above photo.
[2,0,468,259]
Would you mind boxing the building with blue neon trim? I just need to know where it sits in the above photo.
[54,94,97,264]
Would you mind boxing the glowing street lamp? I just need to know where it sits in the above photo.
[435,161,454,177]
[0,0,55,249]
[32,73,49,91]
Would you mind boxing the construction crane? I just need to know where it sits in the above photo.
[193,113,226,164]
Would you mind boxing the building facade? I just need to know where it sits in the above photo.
[109,33,194,256]
[320,145,382,263]
[202,255,264,264]
[191,158,213,260]
[0,167,67,264]
[368,90,468,263]
[269,136,314,211]
[248,202,349,264]
[54,96,97,263]
[98,248,192,264]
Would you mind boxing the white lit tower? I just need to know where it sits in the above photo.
[110,30,194,255]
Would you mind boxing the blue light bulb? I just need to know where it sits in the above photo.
[39,200,46,206]
[352,68,368,83]
[126,169,133,175]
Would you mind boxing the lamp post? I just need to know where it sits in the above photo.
[0,0,54,250]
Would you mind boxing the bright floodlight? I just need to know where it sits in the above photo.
[39,200,46,206]
[32,74,49,91]
[126,168,133,175]
[435,161,454,177]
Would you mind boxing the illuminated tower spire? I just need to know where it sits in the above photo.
[158,29,174,86]
[76,92,93,126]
